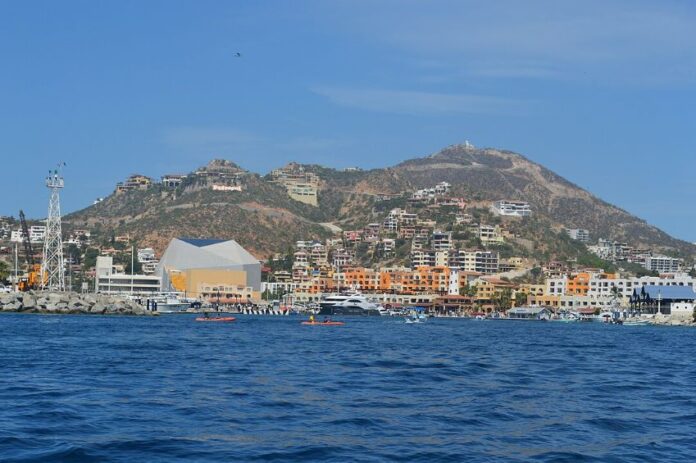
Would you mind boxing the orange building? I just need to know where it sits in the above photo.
[566,272,616,296]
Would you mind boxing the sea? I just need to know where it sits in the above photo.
[1,314,695,462]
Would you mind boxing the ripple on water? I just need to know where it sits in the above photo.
[1,314,696,462]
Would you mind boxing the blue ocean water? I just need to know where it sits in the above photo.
[1,314,696,462]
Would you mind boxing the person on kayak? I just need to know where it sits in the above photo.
[309,314,315,323]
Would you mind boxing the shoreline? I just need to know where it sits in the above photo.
[0,291,154,316]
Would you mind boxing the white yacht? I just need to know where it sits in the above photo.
[146,294,198,313]
[318,293,386,316]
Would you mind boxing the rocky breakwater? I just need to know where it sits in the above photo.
[0,291,154,315]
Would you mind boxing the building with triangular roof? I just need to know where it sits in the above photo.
[157,238,261,303]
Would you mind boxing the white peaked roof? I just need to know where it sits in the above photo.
[159,238,259,271]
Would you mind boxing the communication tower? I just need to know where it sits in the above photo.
[41,164,66,291]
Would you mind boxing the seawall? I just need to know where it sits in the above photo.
[0,291,154,316]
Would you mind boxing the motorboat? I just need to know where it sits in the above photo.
[318,293,386,316]
[404,306,428,323]
[147,294,198,313]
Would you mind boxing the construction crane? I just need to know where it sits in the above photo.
[18,210,42,291]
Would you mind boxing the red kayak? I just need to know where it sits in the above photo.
[195,317,236,322]
[301,321,345,326]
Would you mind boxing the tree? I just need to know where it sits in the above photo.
[609,286,621,305]
[689,268,696,278]
[495,288,513,311]
[459,284,477,297]
[125,259,142,274]
[0,261,10,283]
[83,248,99,270]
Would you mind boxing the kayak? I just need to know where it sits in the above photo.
[195,317,236,322]
[301,321,345,326]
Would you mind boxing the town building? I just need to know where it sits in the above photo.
[449,250,499,274]
[161,174,187,188]
[432,230,453,251]
[566,228,590,243]
[95,256,161,294]
[137,248,159,275]
[10,225,47,243]
[115,174,153,194]
[157,238,261,302]
[587,274,695,301]
[270,163,320,206]
[643,255,682,273]
[491,200,532,217]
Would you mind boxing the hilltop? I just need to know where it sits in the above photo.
[63,146,696,265]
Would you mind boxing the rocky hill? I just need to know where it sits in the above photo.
[64,147,696,262]
[320,145,695,257]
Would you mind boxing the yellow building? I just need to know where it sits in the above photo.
[158,238,261,302]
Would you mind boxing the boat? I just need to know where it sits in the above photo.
[301,321,345,326]
[404,306,428,323]
[623,319,651,326]
[318,293,386,316]
[550,311,580,322]
[148,294,199,314]
[195,316,236,322]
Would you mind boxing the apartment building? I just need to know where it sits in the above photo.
[449,250,499,274]
[644,255,682,273]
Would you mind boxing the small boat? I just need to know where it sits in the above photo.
[405,317,425,324]
[195,317,236,322]
[301,321,345,326]
[623,319,651,326]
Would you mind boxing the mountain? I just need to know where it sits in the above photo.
[64,146,696,263]
[315,145,695,257]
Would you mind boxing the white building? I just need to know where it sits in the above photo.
[450,250,499,274]
[491,200,532,217]
[566,228,590,243]
[670,302,694,320]
[546,277,568,296]
[137,248,159,275]
[432,230,453,251]
[411,250,435,268]
[10,225,47,243]
[95,256,161,295]
[644,255,682,273]
[587,274,695,300]
[473,224,504,244]
[589,239,631,261]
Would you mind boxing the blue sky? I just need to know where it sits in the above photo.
[1,0,695,242]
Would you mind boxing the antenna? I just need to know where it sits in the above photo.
[41,165,66,291]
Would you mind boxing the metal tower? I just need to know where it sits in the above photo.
[41,165,65,291]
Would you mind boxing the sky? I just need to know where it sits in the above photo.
[1,0,695,242]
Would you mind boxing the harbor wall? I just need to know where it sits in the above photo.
[0,291,154,315]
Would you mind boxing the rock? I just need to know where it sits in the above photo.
[22,294,37,310]
[2,302,21,311]
[90,303,107,314]
[0,294,17,305]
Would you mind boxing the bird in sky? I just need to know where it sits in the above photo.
[234,52,241,57]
